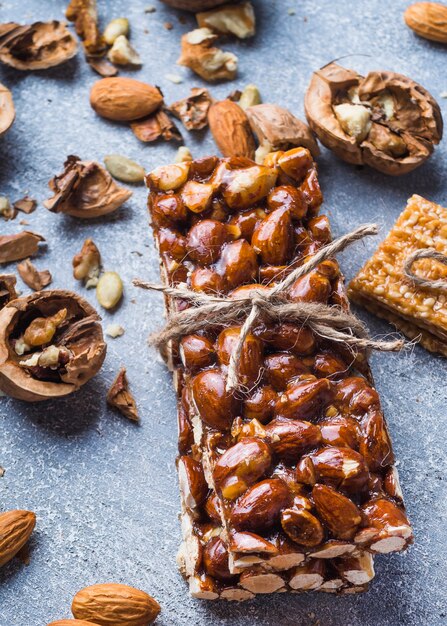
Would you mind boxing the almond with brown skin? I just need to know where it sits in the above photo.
[191,368,238,430]
[208,100,256,159]
[312,484,361,540]
[404,2,447,43]
[230,478,291,532]
[48,619,99,626]
[264,418,321,462]
[178,455,208,510]
[0,509,36,567]
[251,207,294,265]
[71,583,160,626]
[90,77,163,122]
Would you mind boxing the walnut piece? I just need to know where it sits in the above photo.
[17,259,52,291]
[305,62,443,175]
[0,21,78,70]
[245,103,320,163]
[169,88,212,131]
[43,155,132,218]
[0,82,15,137]
[107,367,139,421]
[178,28,238,82]
[72,239,101,288]
[196,2,256,39]
[0,290,106,401]
[66,0,105,55]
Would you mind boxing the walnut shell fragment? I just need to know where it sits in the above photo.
[13,196,37,215]
[246,103,320,163]
[0,82,15,137]
[107,367,139,421]
[131,109,182,143]
[169,87,212,131]
[0,290,106,402]
[178,28,237,82]
[17,259,52,291]
[0,275,17,310]
[0,21,78,70]
[43,155,132,219]
[0,231,45,264]
[305,62,443,175]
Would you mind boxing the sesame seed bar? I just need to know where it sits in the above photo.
[349,195,447,356]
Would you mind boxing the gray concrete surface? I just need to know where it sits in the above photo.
[0,1,446,624]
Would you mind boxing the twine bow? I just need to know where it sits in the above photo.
[134,223,405,392]
[403,248,447,292]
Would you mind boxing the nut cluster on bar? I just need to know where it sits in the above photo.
[349,194,447,356]
[146,148,413,600]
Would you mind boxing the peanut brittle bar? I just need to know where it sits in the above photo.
[349,195,447,356]
[146,148,413,599]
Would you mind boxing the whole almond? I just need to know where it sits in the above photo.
[71,583,160,626]
[48,621,101,626]
[404,2,447,43]
[90,77,163,122]
[208,99,256,159]
[0,509,36,567]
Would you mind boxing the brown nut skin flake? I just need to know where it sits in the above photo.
[107,367,139,422]
[169,87,212,131]
[0,231,45,264]
[305,62,443,175]
[0,82,15,137]
[17,259,52,291]
[0,21,78,70]
[43,155,132,218]
[0,290,106,402]
[131,109,182,143]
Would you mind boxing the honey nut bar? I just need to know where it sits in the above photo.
[349,194,447,357]
[146,147,413,599]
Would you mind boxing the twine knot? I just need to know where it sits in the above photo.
[135,223,406,392]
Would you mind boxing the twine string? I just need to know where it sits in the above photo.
[403,248,447,292]
[134,223,405,392]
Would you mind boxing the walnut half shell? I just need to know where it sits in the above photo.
[0,21,78,70]
[0,82,15,137]
[0,290,106,402]
[43,155,132,219]
[304,62,443,175]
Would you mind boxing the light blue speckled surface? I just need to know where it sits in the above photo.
[0,1,446,624]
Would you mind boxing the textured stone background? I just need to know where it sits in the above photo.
[0,1,446,624]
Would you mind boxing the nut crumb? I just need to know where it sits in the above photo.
[144,5,156,12]
[164,21,174,30]
[166,73,183,84]
[288,8,296,15]
[105,323,125,338]
[441,91,447,98]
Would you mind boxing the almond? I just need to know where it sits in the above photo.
[208,100,256,159]
[48,619,102,626]
[404,2,447,43]
[312,484,361,540]
[0,509,36,567]
[71,583,160,626]
[90,77,163,122]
